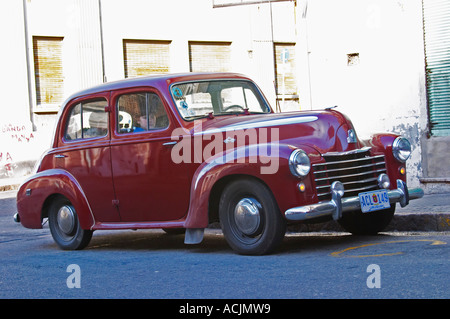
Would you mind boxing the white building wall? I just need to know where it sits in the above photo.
[1,0,438,192]
[0,0,36,176]
[1,0,296,179]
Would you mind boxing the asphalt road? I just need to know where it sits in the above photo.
[0,191,448,300]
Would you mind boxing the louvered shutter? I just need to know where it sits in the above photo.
[33,37,64,106]
[274,43,297,95]
[123,40,171,78]
[423,0,450,136]
[189,42,231,72]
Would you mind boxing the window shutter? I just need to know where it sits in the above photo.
[123,40,171,78]
[33,36,64,106]
[189,42,231,72]
[274,43,297,95]
[423,0,450,136]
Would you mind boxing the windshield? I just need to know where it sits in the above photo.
[171,80,271,120]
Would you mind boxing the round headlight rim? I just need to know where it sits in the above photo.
[392,137,411,163]
[289,149,311,177]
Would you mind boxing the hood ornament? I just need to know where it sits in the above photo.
[224,136,236,144]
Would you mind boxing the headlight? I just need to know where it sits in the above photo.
[392,137,411,162]
[289,149,311,177]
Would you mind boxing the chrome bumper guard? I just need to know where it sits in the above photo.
[285,179,424,222]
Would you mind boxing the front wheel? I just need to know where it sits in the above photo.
[48,197,93,250]
[338,205,396,235]
[219,179,286,255]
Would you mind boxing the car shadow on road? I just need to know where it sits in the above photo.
[80,228,395,255]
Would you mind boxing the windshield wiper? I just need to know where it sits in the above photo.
[184,114,209,120]
[185,112,215,120]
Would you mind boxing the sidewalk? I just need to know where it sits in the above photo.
[0,176,28,192]
[1,176,449,232]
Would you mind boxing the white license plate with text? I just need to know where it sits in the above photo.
[358,189,390,213]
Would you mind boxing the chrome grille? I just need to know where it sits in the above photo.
[313,148,386,201]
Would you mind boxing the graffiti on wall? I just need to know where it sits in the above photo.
[1,122,36,178]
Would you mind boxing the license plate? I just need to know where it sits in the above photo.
[358,189,390,213]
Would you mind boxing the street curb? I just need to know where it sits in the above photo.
[286,212,450,233]
[389,213,450,232]
[0,178,24,192]
[0,184,20,192]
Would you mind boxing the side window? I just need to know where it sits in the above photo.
[117,92,169,134]
[221,87,262,113]
[64,99,108,141]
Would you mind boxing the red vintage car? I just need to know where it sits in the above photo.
[15,72,423,255]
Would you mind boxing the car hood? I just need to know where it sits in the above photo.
[186,110,361,155]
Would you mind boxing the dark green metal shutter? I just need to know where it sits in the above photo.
[423,0,450,136]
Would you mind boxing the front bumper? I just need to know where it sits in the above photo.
[285,179,424,222]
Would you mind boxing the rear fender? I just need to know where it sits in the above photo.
[16,169,94,230]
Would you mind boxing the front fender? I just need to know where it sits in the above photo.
[184,143,296,228]
[16,169,94,230]
[361,133,406,184]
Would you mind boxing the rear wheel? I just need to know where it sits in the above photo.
[338,206,396,235]
[48,197,93,250]
[219,178,286,255]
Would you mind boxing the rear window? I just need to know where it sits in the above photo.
[64,99,108,141]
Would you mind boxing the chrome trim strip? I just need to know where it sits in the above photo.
[194,116,318,135]
[320,146,372,157]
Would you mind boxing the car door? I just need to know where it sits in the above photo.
[56,93,120,223]
[110,88,190,222]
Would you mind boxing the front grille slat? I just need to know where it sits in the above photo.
[313,149,386,201]
[314,167,387,182]
[313,154,385,168]
[315,161,386,175]
[316,176,379,190]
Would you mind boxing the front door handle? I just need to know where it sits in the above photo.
[163,141,177,147]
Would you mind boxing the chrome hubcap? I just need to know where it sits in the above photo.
[57,205,76,235]
[234,198,262,236]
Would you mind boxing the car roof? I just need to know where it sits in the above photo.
[63,72,251,104]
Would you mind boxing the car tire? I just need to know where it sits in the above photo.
[338,205,396,235]
[48,197,93,250]
[219,178,286,255]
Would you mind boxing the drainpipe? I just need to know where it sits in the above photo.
[98,0,106,83]
[22,0,36,131]
[269,1,281,112]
